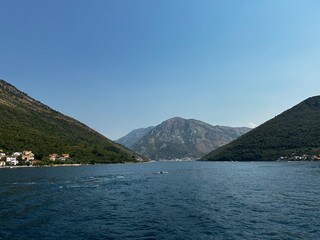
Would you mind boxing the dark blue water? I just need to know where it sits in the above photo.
[1,161,320,239]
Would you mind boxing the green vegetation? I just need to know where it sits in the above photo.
[202,96,320,161]
[0,80,146,164]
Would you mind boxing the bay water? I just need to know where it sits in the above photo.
[1,161,320,239]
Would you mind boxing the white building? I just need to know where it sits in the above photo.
[23,151,35,161]
[6,157,19,165]
[13,152,22,157]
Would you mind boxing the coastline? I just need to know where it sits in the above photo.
[0,160,149,169]
[0,164,84,169]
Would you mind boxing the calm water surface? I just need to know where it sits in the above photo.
[1,161,320,239]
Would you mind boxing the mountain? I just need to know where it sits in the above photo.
[116,126,155,148]
[202,96,320,161]
[130,117,251,160]
[0,80,145,163]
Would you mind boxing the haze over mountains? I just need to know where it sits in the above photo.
[117,117,251,160]
[203,96,320,161]
[117,126,155,148]
[0,80,144,163]
[3,79,318,164]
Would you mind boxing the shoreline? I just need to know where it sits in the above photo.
[0,160,148,169]
[0,164,84,169]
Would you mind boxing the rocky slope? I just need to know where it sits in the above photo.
[130,117,251,160]
[116,126,154,148]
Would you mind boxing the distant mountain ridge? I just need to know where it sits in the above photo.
[116,126,155,148]
[202,96,320,161]
[126,117,251,160]
[0,80,145,163]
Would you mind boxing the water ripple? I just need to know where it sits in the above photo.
[0,161,320,239]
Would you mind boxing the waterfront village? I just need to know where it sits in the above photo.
[1,150,320,167]
[0,149,70,167]
[279,154,320,161]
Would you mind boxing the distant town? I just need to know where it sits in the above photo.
[279,154,320,161]
[0,149,70,167]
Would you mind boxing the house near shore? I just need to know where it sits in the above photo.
[49,154,59,161]
[49,153,70,161]
[23,150,35,161]
[59,154,70,161]
[6,157,18,165]
[13,152,22,157]
[31,160,41,165]
[0,149,41,166]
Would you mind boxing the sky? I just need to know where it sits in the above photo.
[1,0,320,140]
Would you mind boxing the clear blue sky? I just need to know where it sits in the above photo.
[1,0,320,140]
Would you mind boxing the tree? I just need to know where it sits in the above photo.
[34,153,43,160]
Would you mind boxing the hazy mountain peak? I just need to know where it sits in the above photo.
[116,126,155,148]
[128,117,251,160]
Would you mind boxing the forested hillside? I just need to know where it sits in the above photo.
[0,80,145,164]
[203,96,320,161]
